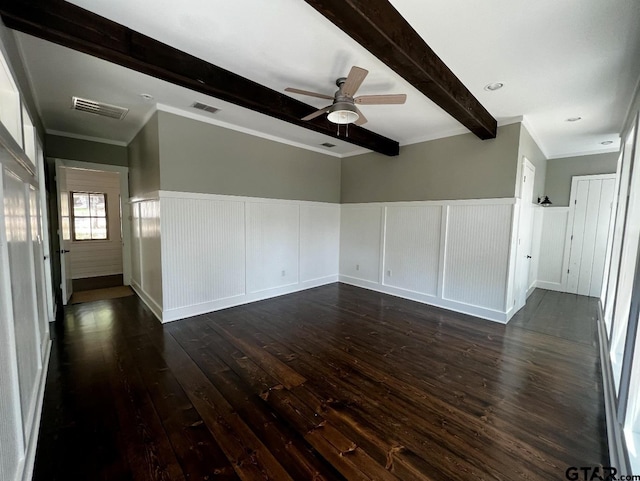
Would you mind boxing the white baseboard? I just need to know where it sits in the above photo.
[130,279,163,322]
[535,280,566,292]
[17,339,52,481]
[161,275,339,323]
[339,275,508,323]
[597,302,630,474]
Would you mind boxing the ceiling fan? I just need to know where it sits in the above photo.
[285,66,407,126]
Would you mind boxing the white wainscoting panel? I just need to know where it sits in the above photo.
[340,205,383,284]
[130,202,141,285]
[443,204,513,312]
[154,192,340,322]
[162,197,245,311]
[130,198,163,319]
[246,202,299,294]
[383,204,441,296]
[528,205,544,295]
[300,204,340,283]
[536,207,570,291]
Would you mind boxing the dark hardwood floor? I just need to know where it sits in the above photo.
[34,285,607,480]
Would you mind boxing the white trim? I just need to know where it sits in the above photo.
[162,275,338,323]
[598,302,631,475]
[341,197,516,208]
[535,281,566,292]
[157,189,340,206]
[17,339,51,481]
[339,276,508,323]
[521,116,550,159]
[156,103,347,158]
[130,279,163,322]
[46,129,128,147]
[547,146,621,160]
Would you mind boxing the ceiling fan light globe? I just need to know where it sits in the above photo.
[327,102,359,124]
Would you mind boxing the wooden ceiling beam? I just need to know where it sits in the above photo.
[0,1,400,156]
[303,0,498,140]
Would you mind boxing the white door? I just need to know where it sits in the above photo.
[565,175,616,296]
[515,159,536,311]
[55,161,73,304]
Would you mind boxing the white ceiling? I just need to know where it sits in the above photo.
[14,0,640,158]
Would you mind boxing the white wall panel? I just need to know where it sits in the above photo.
[443,204,512,311]
[162,197,245,310]
[4,171,41,435]
[590,178,616,297]
[246,202,299,293]
[537,208,570,289]
[300,204,340,283]
[340,206,382,283]
[0,168,23,481]
[139,200,163,310]
[130,202,141,285]
[383,204,441,296]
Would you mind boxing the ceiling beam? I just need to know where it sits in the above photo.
[0,1,400,156]
[303,0,498,140]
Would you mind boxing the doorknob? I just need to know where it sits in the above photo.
[526,255,532,259]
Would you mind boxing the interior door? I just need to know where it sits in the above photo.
[55,161,72,304]
[515,159,536,311]
[566,176,616,296]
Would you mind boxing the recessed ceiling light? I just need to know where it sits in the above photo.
[601,140,614,145]
[484,82,504,91]
[566,117,582,122]
[140,93,154,101]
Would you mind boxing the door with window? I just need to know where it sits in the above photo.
[55,159,73,303]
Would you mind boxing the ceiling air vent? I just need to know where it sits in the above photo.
[321,142,336,148]
[191,101,220,114]
[71,96,129,120]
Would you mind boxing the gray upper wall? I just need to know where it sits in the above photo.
[157,111,341,203]
[128,112,160,197]
[45,134,128,167]
[340,122,522,203]
[517,124,547,204]
[545,152,619,206]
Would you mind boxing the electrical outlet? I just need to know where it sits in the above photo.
[281,270,286,277]
[387,269,392,277]
[356,264,360,271]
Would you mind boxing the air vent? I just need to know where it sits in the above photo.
[321,142,336,148]
[191,101,220,114]
[71,96,128,120]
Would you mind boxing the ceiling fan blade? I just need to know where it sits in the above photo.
[355,94,407,105]
[285,87,334,100]
[354,107,368,126]
[301,105,332,121]
[342,66,368,97]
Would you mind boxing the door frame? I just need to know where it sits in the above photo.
[51,158,131,288]
[561,173,617,292]
[514,156,536,312]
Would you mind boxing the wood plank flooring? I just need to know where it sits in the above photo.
[33,285,607,480]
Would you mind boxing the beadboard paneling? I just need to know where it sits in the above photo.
[383,204,441,296]
[246,202,299,293]
[162,197,245,310]
[537,208,570,290]
[300,204,340,283]
[340,206,383,283]
[130,202,141,285]
[443,204,513,311]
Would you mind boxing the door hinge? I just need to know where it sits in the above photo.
[567,269,570,274]
[571,234,573,240]
[575,199,577,205]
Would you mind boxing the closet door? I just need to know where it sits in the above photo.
[566,175,616,296]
